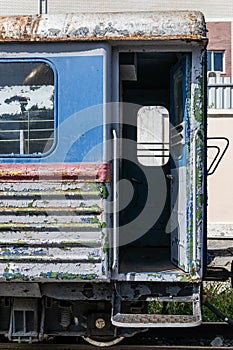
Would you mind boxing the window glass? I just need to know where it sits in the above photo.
[174,72,183,126]
[207,50,224,72]
[0,61,54,155]
[137,106,169,166]
[214,52,223,71]
[207,51,212,71]
[172,70,184,158]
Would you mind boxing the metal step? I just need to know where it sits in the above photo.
[111,285,202,328]
[112,313,201,327]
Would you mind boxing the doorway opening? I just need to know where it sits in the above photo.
[118,52,188,274]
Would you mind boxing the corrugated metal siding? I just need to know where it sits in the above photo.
[208,76,233,109]
[0,179,108,281]
[47,0,233,20]
[0,0,38,15]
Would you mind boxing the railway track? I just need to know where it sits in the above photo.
[0,345,231,350]
[0,323,232,349]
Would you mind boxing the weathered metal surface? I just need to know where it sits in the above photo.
[0,166,109,281]
[0,11,206,42]
[117,272,202,283]
[0,163,111,181]
[0,282,41,297]
[112,313,201,326]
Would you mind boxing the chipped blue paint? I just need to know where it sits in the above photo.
[40,272,98,280]
[0,179,109,281]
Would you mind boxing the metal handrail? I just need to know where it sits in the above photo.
[112,129,118,273]
[192,128,200,269]
[0,108,54,154]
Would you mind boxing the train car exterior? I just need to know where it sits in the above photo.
[0,11,207,345]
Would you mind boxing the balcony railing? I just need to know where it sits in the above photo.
[208,76,233,109]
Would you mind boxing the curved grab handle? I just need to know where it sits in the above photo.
[207,137,229,176]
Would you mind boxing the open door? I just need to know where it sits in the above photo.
[115,52,193,275]
[118,52,177,274]
[170,55,191,272]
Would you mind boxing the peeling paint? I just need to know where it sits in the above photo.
[0,164,109,281]
[1,261,102,281]
[116,272,202,283]
[0,85,53,116]
[39,272,98,280]
[0,163,111,182]
[0,12,206,43]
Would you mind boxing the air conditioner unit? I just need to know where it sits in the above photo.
[208,71,221,78]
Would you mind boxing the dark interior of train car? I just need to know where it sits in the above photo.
[118,52,184,273]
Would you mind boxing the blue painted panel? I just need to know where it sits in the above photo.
[0,54,105,164]
[52,56,103,122]
[51,55,104,163]
[170,55,191,168]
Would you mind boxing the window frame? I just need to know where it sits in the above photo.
[137,105,170,167]
[207,50,225,73]
[0,58,57,158]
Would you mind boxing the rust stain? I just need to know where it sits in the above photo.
[0,163,111,182]
[0,12,206,43]
[0,33,205,43]
[0,15,39,41]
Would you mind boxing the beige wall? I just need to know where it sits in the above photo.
[208,114,233,224]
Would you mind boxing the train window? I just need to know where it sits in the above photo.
[137,106,169,166]
[172,70,184,158]
[0,61,54,155]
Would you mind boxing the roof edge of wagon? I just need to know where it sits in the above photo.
[0,11,207,42]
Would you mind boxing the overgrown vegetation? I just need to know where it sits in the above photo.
[148,301,193,315]
[149,282,233,322]
[202,283,233,322]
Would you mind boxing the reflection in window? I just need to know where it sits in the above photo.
[0,62,54,155]
[172,71,184,158]
[137,106,169,166]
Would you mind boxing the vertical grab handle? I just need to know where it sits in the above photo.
[192,128,200,269]
[112,129,118,273]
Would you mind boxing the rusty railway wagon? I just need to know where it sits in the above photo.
[0,11,209,346]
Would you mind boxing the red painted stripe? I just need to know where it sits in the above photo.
[0,163,111,182]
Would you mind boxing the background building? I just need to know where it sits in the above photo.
[0,0,232,20]
[205,14,233,238]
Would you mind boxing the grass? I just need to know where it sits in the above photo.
[149,282,233,322]
[148,301,193,315]
[202,282,233,322]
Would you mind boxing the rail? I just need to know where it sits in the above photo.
[112,129,118,273]
[0,323,232,348]
[192,128,200,269]
[208,76,233,109]
[0,111,54,155]
[0,346,230,350]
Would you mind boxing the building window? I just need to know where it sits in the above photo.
[137,106,169,166]
[207,50,224,72]
[0,61,54,156]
